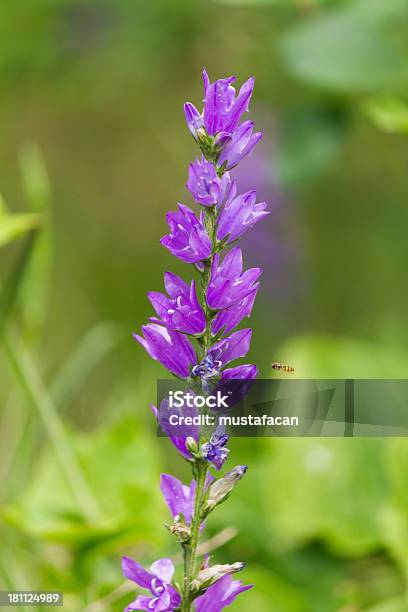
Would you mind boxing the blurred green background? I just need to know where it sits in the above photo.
[1,0,408,610]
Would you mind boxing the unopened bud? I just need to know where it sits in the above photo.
[191,562,245,591]
[185,436,199,456]
[204,465,247,514]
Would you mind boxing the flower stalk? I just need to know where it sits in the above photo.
[123,69,268,612]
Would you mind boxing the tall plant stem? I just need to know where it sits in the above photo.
[2,324,101,521]
[181,461,208,612]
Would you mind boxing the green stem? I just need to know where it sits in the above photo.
[181,461,208,611]
[2,324,101,521]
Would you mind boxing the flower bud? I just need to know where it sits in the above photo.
[185,436,199,457]
[204,465,247,514]
[191,562,245,591]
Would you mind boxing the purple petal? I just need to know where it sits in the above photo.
[134,325,195,378]
[125,595,154,611]
[184,103,203,138]
[194,575,253,612]
[209,329,252,368]
[150,558,175,583]
[221,364,258,379]
[122,556,153,589]
[160,474,195,525]
[212,289,258,335]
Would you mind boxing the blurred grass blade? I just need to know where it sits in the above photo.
[2,324,102,522]
[0,212,42,248]
[50,322,123,410]
[18,144,52,342]
[0,231,37,336]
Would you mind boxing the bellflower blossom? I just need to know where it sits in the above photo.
[217,190,269,243]
[148,272,205,336]
[161,203,211,264]
[207,248,261,310]
[187,156,231,207]
[122,557,181,612]
[126,70,268,612]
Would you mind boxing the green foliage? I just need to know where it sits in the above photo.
[364,97,408,134]
[279,0,408,93]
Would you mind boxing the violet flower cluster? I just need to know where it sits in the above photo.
[124,70,269,612]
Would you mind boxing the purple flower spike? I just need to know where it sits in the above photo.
[134,324,195,378]
[148,272,205,336]
[152,398,200,460]
[217,190,269,243]
[208,329,252,369]
[201,430,230,470]
[218,120,263,170]
[184,102,204,139]
[212,289,258,336]
[207,248,261,310]
[203,70,255,136]
[122,556,181,612]
[194,574,253,612]
[161,203,211,264]
[187,156,231,207]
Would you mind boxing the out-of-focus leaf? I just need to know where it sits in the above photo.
[367,596,408,612]
[2,415,164,551]
[18,144,52,341]
[279,0,408,93]
[275,334,408,378]
[261,438,388,556]
[276,106,348,187]
[364,97,408,134]
[0,212,42,248]
[231,564,308,612]
[50,322,123,411]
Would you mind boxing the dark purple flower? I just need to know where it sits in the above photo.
[207,248,261,310]
[208,328,252,368]
[194,574,253,611]
[148,272,205,336]
[134,324,195,378]
[161,204,211,264]
[218,120,263,170]
[212,289,258,336]
[160,473,214,526]
[217,190,269,243]
[151,399,199,460]
[187,156,231,207]
[122,556,181,612]
[201,430,229,470]
[202,70,255,136]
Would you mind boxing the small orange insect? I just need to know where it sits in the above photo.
[272,362,295,373]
